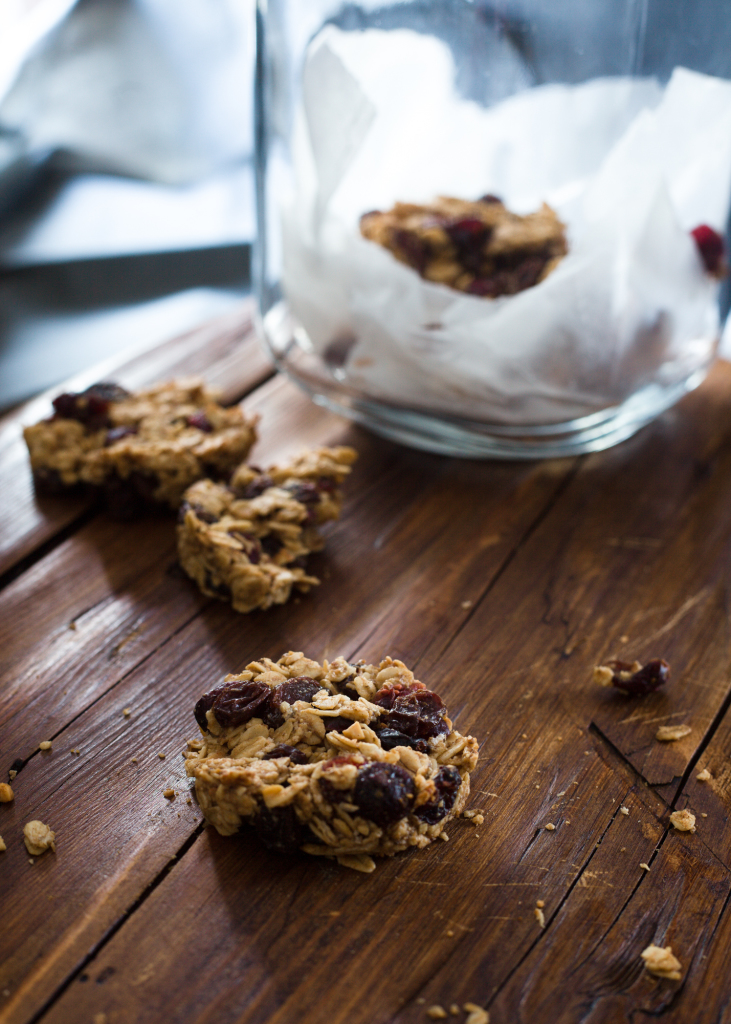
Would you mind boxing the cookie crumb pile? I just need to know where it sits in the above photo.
[185,652,478,867]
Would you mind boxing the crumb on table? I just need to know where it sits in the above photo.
[696,768,711,781]
[655,724,691,742]
[39,741,52,751]
[0,783,14,802]
[23,820,56,856]
[641,944,682,981]
[669,809,696,833]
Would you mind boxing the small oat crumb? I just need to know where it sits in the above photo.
[534,907,545,928]
[427,1007,448,1020]
[0,836,6,852]
[701,812,708,818]
[620,635,629,643]
[593,665,614,687]
[696,768,711,781]
[417,998,426,1005]
[158,752,166,759]
[163,789,176,800]
[557,790,566,797]
[123,708,131,718]
[536,899,545,908]
[131,758,138,764]
[68,621,77,630]
[186,798,192,805]
[641,944,682,981]
[521,733,528,739]
[450,1005,461,1016]
[620,806,630,816]
[655,724,692,742]
[461,600,472,609]
[8,770,17,780]
[94,1014,108,1024]
[23,820,56,856]
[39,741,52,751]
[28,858,35,865]
[446,929,455,937]
[620,847,626,852]
[70,749,80,755]
[640,862,651,872]
[545,823,555,831]
[464,1005,489,1024]
[0,783,14,802]
[669,809,696,833]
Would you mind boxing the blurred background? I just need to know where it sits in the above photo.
[0,0,255,410]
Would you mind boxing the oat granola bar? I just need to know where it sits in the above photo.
[177,446,356,613]
[23,379,258,515]
[360,194,567,298]
[185,652,479,871]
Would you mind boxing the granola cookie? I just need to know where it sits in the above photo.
[177,446,356,613]
[360,194,567,298]
[23,379,258,515]
[185,652,479,871]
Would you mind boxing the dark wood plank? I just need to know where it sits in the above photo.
[27,361,731,1024]
[0,302,272,578]
[0,378,569,1024]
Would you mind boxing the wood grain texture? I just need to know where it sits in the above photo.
[4,320,731,1024]
[0,302,271,578]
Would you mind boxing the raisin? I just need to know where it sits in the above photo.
[260,535,283,558]
[264,676,322,729]
[373,683,449,740]
[607,658,669,696]
[286,481,320,505]
[235,474,273,499]
[416,766,462,824]
[252,803,308,853]
[376,727,428,753]
[186,411,214,432]
[263,744,309,764]
[230,530,261,563]
[53,382,129,429]
[691,224,726,276]
[194,679,271,731]
[353,762,415,827]
[105,425,138,446]
[323,716,355,734]
[479,194,502,204]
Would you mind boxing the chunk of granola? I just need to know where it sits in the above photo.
[669,809,696,832]
[23,820,56,856]
[655,724,691,742]
[641,944,682,981]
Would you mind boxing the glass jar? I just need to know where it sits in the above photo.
[254,0,731,458]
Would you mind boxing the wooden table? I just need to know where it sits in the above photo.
[2,303,731,1024]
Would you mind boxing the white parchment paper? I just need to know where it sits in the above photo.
[281,28,731,424]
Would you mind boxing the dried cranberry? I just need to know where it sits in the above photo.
[194,679,271,731]
[479,194,502,204]
[416,766,462,824]
[445,218,492,273]
[105,425,138,446]
[513,255,546,291]
[263,744,309,764]
[373,684,449,740]
[316,476,337,493]
[252,803,309,853]
[691,224,726,276]
[606,658,669,696]
[392,228,430,273]
[353,762,415,827]
[264,676,322,729]
[235,474,274,500]
[186,411,214,432]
